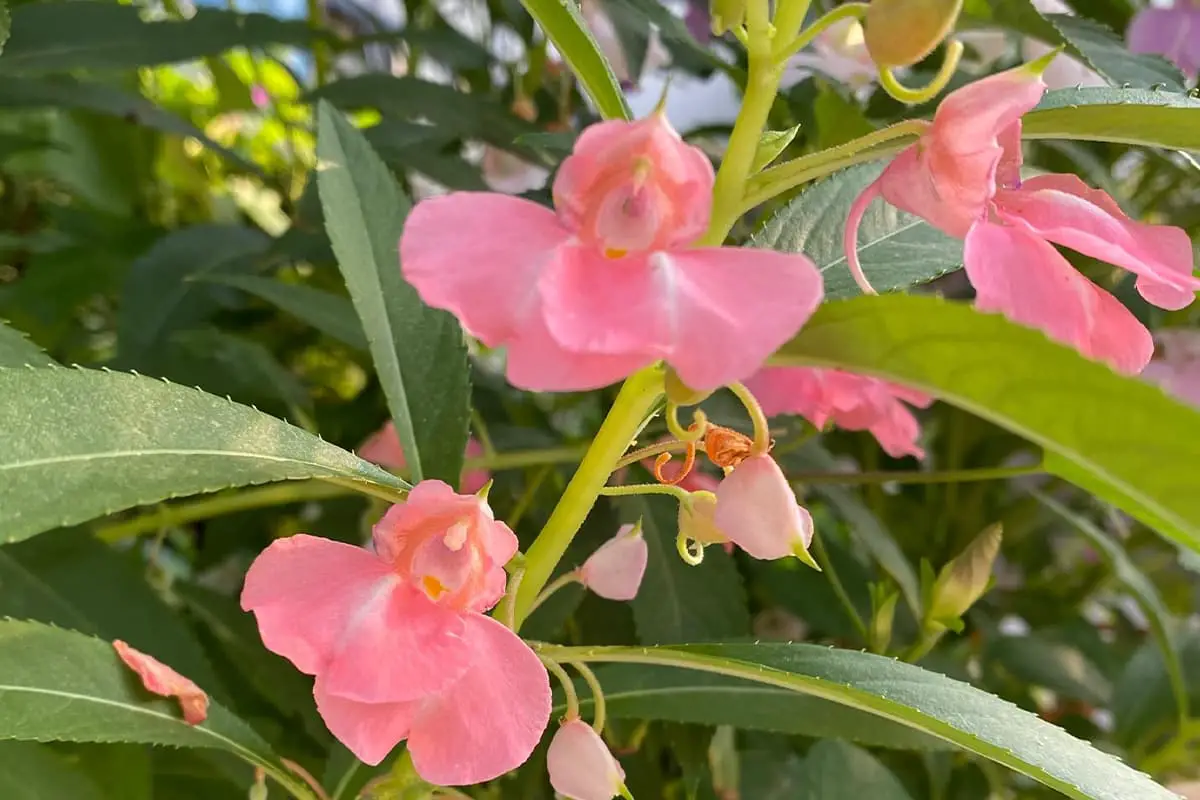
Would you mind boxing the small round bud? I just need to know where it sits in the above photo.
[864,0,963,68]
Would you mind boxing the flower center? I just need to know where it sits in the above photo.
[591,157,665,254]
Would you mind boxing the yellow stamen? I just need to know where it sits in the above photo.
[422,575,448,600]
[604,247,628,259]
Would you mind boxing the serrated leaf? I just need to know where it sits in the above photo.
[316,102,470,486]
[752,125,800,173]
[796,741,915,800]
[773,295,1200,556]
[753,163,962,300]
[1046,13,1185,90]
[626,495,750,644]
[0,367,407,543]
[0,320,52,367]
[199,274,367,351]
[0,620,313,798]
[0,741,105,800]
[1023,86,1200,151]
[540,641,1176,800]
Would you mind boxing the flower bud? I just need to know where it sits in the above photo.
[579,523,649,601]
[927,523,1003,628]
[710,0,746,35]
[712,455,818,568]
[864,0,963,68]
[547,719,629,800]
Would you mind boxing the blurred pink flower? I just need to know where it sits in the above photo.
[579,523,649,601]
[547,719,628,800]
[713,454,815,563]
[250,84,270,109]
[747,367,932,459]
[845,62,1199,374]
[359,422,490,494]
[113,640,209,725]
[784,18,878,91]
[241,481,550,783]
[1128,0,1200,77]
[1142,329,1200,406]
[401,114,823,392]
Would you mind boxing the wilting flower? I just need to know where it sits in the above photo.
[1142,329,1200,406]
[579,523,649,601]
[359,422,490,494]
[747,367,932,459]
[113,640,209,725]
[547,719,629,800]
[845,61,1200,373]
[402,113,823,391]
[1127,0,1200,77]
[712,454,816,564]
[241,481,550,784]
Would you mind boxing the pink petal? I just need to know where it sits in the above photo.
[241,534,471,701]
[963,221,1154,374]
[313,678,418,766]
[713,455,814,561]
[1127,6,1200,75]
[547,719,627,800]
[358,421,407,469]
[399,193,571,346]
[929,66,1046,161]
[460,438,491,495]
[579,524,649,601]
[995,175,1199,311]
[875,146,982,239]
[407,615,551,786]
[505,305,654,391]
[113,641,208,725]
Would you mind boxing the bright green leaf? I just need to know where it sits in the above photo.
[753,163,962,300]
[0,320,52,367]
[540,641,1176,800]
[201,274,368,352]
[772,295,1200,555]
[316,102,470,486]
[0,367,407,543]
[752,125,801,173]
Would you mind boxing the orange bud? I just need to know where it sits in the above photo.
[864,0,963,68]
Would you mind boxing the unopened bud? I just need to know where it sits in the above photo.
[665,368,713,406]
[548,718,630,800]
[927,523,1002,628]
[864,0,963,68]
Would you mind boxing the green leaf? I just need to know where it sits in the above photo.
[752,126,800,174]
[0,320,52,367]
[515,0,631,120]
[0,0,10,58]
[0,620,312,799]
[772,295,1200,555]
[0,3,315,73]
[201,274,368,351]
[1111,632,1200,748]
[0,367,407,543]
[1035,493,1187,727]
[753,164,962,300]
[1044,14,1185,91]
[568,664,948,750]
[0,742,105,800]
[60,744,153,800]
[316,102,470,486]
[540,641,1175,800]
[627,495,750,644]
[796,740,915,800]
[985,632,1113,707]
[1024,87,1200,151]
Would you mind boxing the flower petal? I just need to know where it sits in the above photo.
[408,615,551,786]
[313,677,418,766]
[995,175,1199,311]
[505,305,653,391]
[714,455,814,561]
[1127,6,1200,75]
[547,719,627,800]
[113,640,208,725]
[964,221,1153,374]
[876,146,981,239]
[579,524,649,601]
[399,193,571,345]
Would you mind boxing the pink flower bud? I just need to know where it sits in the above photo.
[113,640,208,725]
[713,455,817,567]
[579,524,648,601]
[547,719,628,800]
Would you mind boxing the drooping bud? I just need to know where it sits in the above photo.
[579,523,650,601]
[712,455,819,568]
[864,0,963,68]
[927,523,1003,629]
[547,718,630,800]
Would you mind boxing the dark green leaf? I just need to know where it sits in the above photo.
[627,495,750,644]
[316,102,470,485]
[201,274,367,351]
[541,641,1176,800]
[0,0,10,58]
[773,295,1200,555]
[59,744,153,800]
[1045,14,1185,90]
[0,742,105,800]
[0,367,407,543]
[753,163,962,300]
[796,740,915,800]
[985,632,1112,707]
[0,320,52,367]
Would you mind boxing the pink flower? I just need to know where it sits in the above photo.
[1142,329,1200,406]
[359,422,490,495]
[1127,1,1200,77]
[747,367,932,459]
[241,481,550,784]
[547,719,628,800]
[783,18,878,92]
[845,63,1200,374]
[113,640,208,725]
[579,523,649,601]
[712,454,816,563]
[400,114,824,392]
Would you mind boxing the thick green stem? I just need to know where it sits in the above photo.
[774,2,868,62]
[513,367,665,626]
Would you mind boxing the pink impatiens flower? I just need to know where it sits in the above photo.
[359,422,490,494]
[845,61,1200,374]
[713,454,816,564]
[241,481,550,784]
[400,113,824,392]
[578,523,649,601]
[547,718,629,800]
[747,367,932,459]
[1142,329,1200,407]
[1127,0,1200,77]
[113,640,209,725]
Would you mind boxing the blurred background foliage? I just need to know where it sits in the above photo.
[2,0,1200,797]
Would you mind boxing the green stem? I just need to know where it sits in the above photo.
[774,3,868,62]
[878,40,964,106]
[771,0,815,50]
[514,367,665,626]
[599,483,693,503]
[613,439,690,471]
[901,623,946,663]
[306,0,330,87]
[811,535,869,641]
[570,661,608,731]
[526,570,583,617]
[790,463,1043,486]
[727,381,771,454]
[541,656,580,719]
